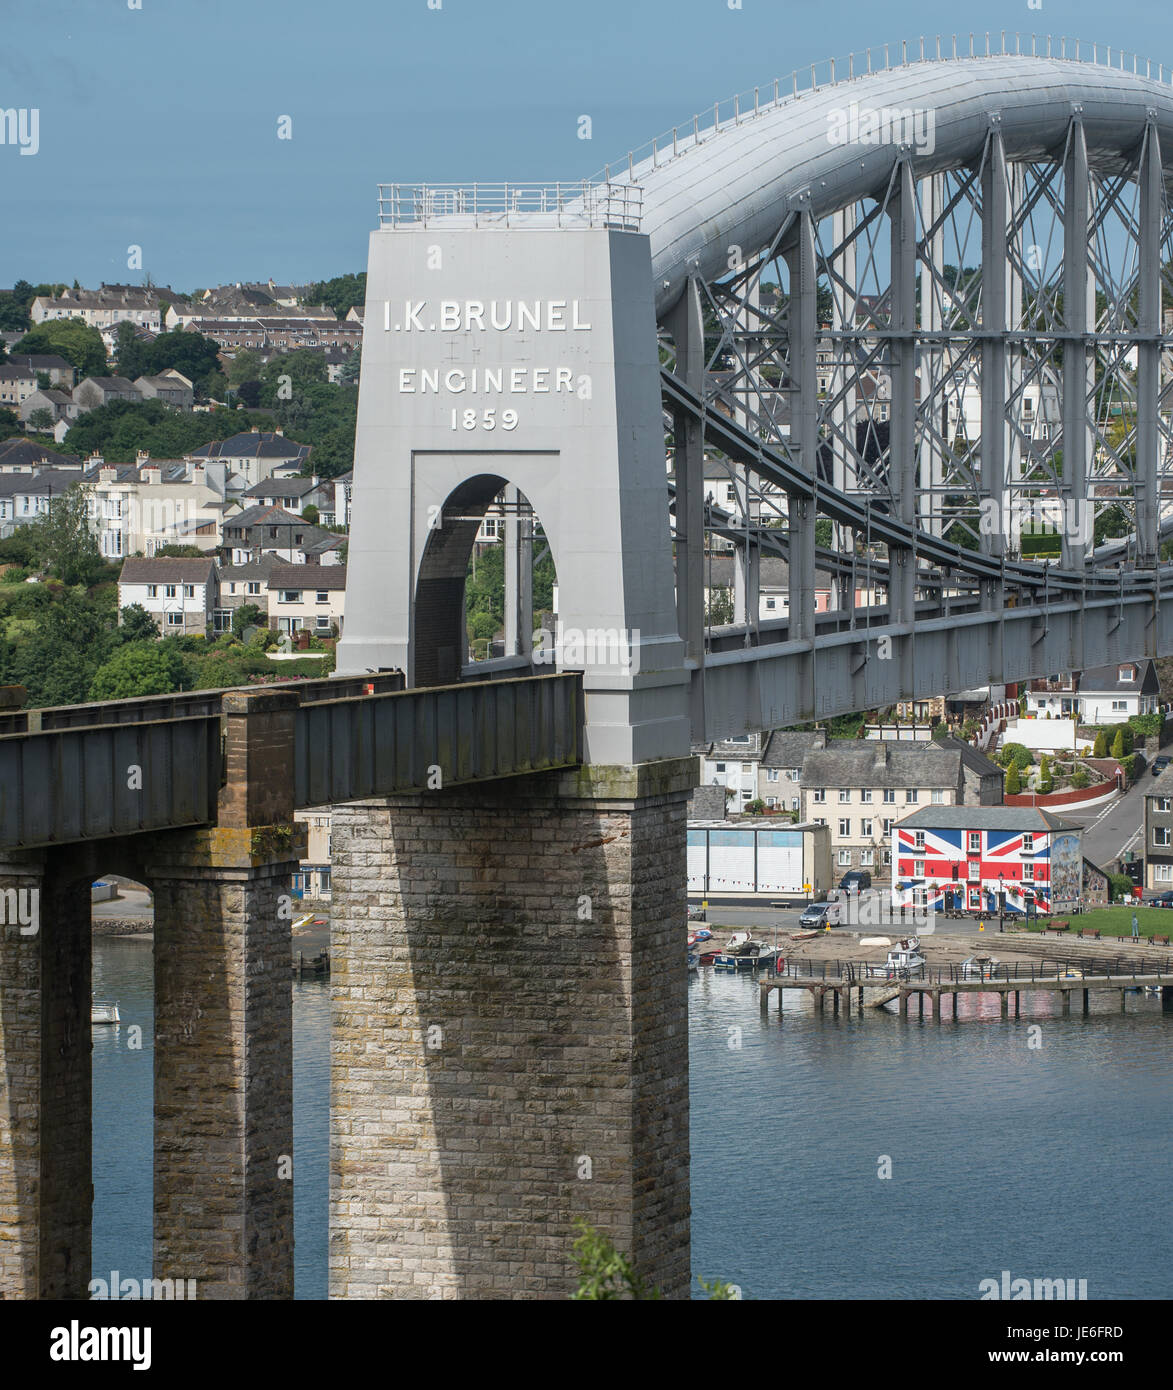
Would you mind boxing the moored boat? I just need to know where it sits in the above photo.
[91,999,120,1024]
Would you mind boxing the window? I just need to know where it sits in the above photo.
[838,849,852,867]
[146,584,157,598]
[968,832,981,853]
[166,612,183,627]
[1022,862,1035,881]
[931,789,945,804]
[905,789,918,804]
[1158,798,1172,813]
[1119,665,1135,682]
[860,819,873,837]
[838,818,850,837]
[882,818,893,835]
[164,585,176,598]
[228,583,236,595]
[280,590,301,604]
[968,861,980,881]
[790,798,800,812]
[913,859,925,877]
[1155,828,1172,848]
[316,591,328,604]
[788,768,800,781]
[715,762,726,773]
[838,789,850,803]
[913,830,925,850]
[764,597,776,610]
[183,584,194,599]
[316,615,331,631]
[766,769,779,782]
[861,788,872,803]
[883,789,895,804]
[882,849,892,867]
[1156,863,1173,883]
[1111,700,1127,712]
[860,849,874,866]
[814,817,826,827]
[1022,833,1034,852]
[247,582,261,595]
[812,788,826,803]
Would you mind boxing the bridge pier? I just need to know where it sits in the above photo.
[0,849,92,1298]
[146,828,298,1300]
[330,757,694,1299]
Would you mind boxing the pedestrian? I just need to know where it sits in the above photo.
[1131,912,1140,940]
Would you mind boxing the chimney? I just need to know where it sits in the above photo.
[142,465,162,486]
[274,426,284,437]
[136,449,150,465]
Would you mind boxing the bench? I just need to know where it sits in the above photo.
[1077,928,1101,940]
[1047,921,1070,934]
[1153,934,1170,946]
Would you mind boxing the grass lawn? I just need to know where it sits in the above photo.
[1022,905,1173,938]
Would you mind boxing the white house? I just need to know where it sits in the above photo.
[117,556,216,636]
[1025,660,1161,724]
[266,563,346,636]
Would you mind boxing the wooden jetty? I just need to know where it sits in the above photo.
[760,957,1173,1021]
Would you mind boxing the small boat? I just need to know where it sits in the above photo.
[91,999,120,1024]
[714,939,777,970]
[687,952,699,973]
[790,931,821,942]
[293,913,316,930]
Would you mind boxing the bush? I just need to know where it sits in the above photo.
[1071,768,1090,789]
[1109,873,1136,902]
[1093,730,1108,757]
[745,799,766,815]
[1111,728,1126,760]
[1005,763,1021,794]
[998,742,1034,769]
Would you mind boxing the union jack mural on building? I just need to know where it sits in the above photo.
[891,809,1082,915]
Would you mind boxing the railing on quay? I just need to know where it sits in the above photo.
[770,956,1171,985]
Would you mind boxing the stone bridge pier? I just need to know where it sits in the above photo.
[329,758,694,1298]
[0,689,300,1299]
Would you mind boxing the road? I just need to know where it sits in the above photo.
[1045,780,1147,871]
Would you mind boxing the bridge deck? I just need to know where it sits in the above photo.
[0,671,583,851]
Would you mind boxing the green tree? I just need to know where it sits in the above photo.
[232,602,266,638]
[26,408,54,432]
[1093,728,1108,758]
[338,348,361,385]
[114,321,150,381]
[153,544,205,558]
[1006,762,1021,794]
[1111,728,1126,760]
[1038,753,1053,794]
[304,272,366,318]
[301,504,319,525]
[227,348,265,387]
[24,483,105,587]
[88,641,189,700]
[13,320,106,377]
[706,587,734,626]
[0,408,22,442]
[10,590,112,706]
[117,603,159,641]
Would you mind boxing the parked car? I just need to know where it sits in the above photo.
[1150,891,1173,908]
[799,902,837,929]
[839,870,872,892]
[1152,756,1171,777]
[687,904,707,921]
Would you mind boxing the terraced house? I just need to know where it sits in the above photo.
[799,736,1003,882]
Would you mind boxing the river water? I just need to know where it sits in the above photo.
[91,938,1173,1300]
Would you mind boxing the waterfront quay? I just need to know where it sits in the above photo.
[760,956,1173,1020]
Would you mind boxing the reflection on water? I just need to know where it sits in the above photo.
[93,939,1173,1300]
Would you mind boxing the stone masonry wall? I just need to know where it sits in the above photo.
[148,829,297,1300]
[0,850,92,1299]
[330,758,694,1299]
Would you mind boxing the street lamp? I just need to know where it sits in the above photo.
[998,872,1005,932]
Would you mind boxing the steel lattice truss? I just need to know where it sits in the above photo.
[661,124,1173,648]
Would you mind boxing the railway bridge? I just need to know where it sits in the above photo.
[6,34,1173,1299]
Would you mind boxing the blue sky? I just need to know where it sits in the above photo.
[2,0,1171,291]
